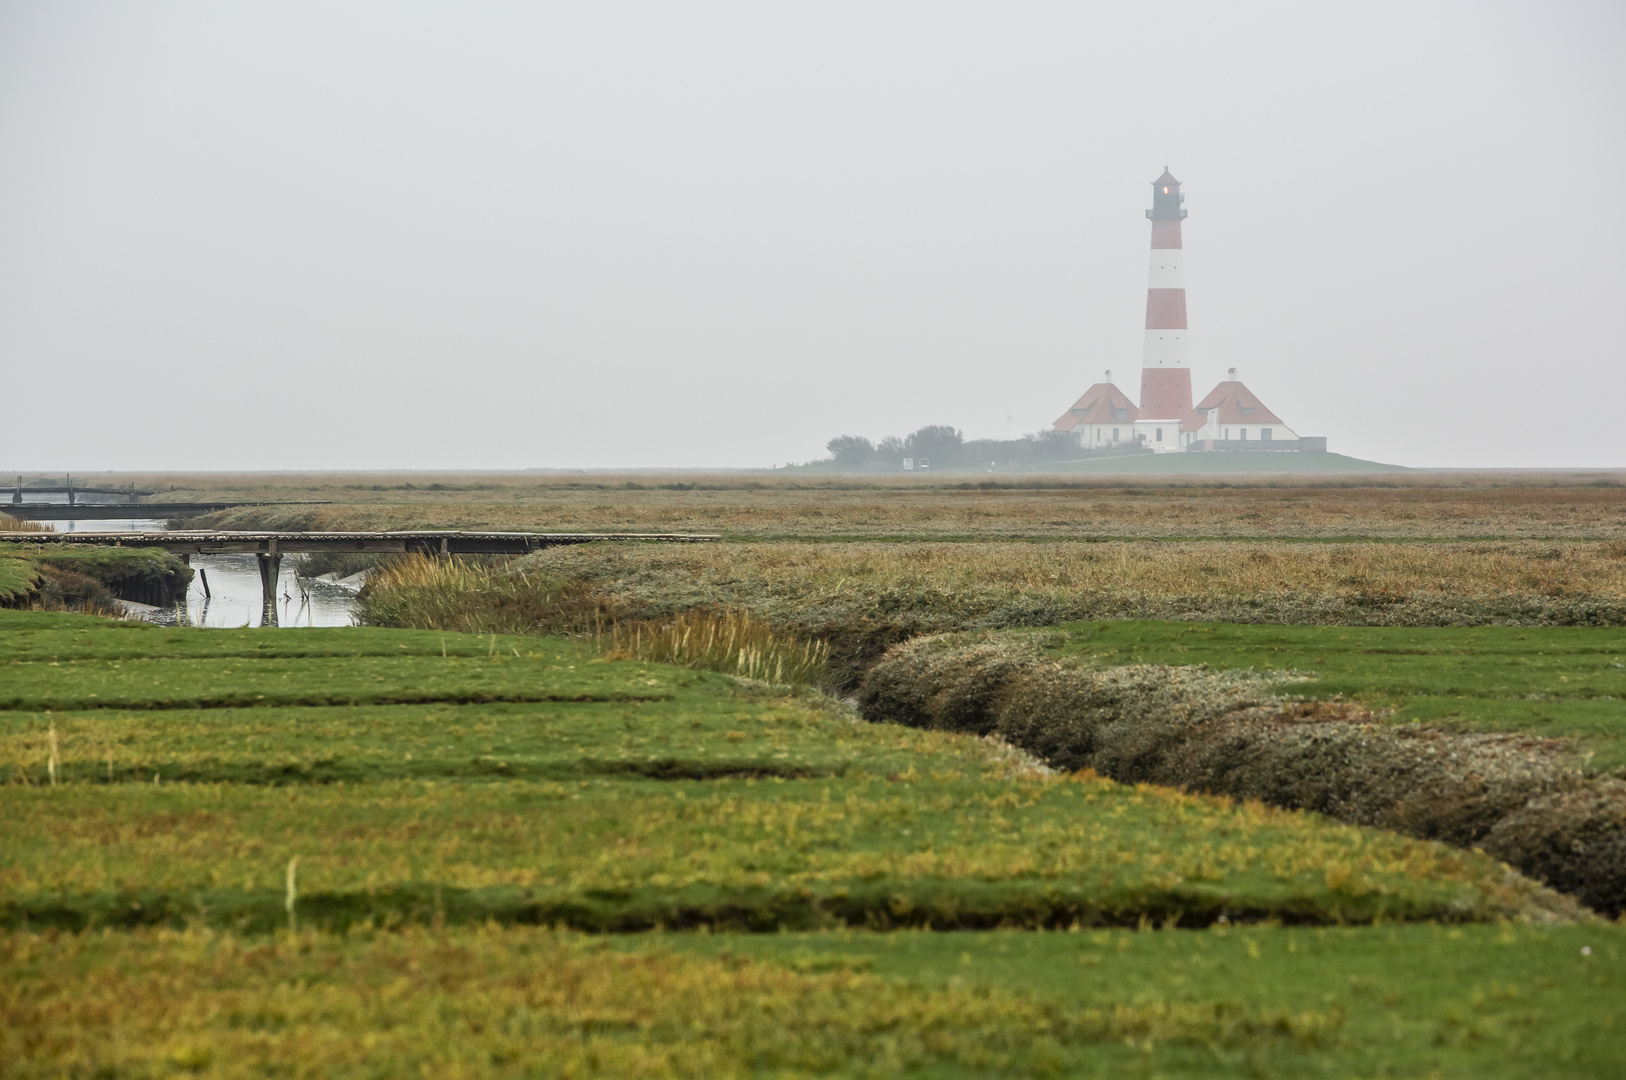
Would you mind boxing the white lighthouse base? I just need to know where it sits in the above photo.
[1132,420,1185,452]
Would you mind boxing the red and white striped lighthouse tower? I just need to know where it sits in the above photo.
[1136,168,1192,447]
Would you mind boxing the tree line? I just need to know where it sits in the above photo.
[821,425,1118,472]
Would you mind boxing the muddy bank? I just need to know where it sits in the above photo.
[0,546,193,612]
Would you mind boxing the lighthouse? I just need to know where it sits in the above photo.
[1050,167,1326,455]
[1134,168,1192,450]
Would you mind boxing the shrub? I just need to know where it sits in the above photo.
[903,425,964,464]
[825,436,874,467]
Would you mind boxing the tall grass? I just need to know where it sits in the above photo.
[361,556,832,685]
[155,470,1626,541]
[357,540,1626,690]
[599,608,830,686]
[0,514,50,532]
[357,554,586,636]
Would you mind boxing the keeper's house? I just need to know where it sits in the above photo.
[1052,371,1141,448]
[1178,369,1326,452]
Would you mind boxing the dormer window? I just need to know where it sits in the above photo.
[1114,408,1128,420]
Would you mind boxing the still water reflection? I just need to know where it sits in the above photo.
[174,554,360,628]
[44,518,359,628]
[50,517,169,533]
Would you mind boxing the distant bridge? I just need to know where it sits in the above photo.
[11,477,156,504]
[1,530,720,622]
[3,502,308,521]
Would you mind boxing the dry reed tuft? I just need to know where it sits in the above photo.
[599,608,830,686]
[286,857,299,932]
[0,514,51,533]
[362,557,832,684]
[357,554,592,636]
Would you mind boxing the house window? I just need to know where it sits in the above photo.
[1114,408,1128,420]
[1240,429,1247,440]
[1262,429,1273,441]
[1156,427,1163,441]
[1224,429,1229,439]
[1112,428,1119,441]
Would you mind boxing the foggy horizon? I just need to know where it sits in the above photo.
[3,2,1623,472]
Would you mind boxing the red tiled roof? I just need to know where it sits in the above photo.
[1053,382,1140,431]
[1179,379,1286,432]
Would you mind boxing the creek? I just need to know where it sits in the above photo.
[49,517,360,628]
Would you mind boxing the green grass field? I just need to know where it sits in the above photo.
[6,921,1622,1077]
[0,555,31,605]
[4,608,1624,1077]
[1050,621,1626,770]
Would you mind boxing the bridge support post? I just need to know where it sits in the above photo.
[257,542,281,627]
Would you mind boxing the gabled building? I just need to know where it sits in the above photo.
[1179,369,1297,447]
[1052,371,1140,448]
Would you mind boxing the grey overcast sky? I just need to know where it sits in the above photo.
[2,2,1623,471]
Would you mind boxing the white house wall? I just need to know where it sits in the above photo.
[1201,423,1299,442]
[1131,421,1181,451]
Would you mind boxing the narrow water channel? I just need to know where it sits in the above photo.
[46,517,361,628]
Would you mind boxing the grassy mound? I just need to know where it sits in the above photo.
[995,450,1407,475]
[1049,620,1626,769]
[856,629,1626,914]
[0,542,192,611]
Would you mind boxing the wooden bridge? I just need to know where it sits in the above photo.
[4,502,316,521]
[1,530,720,622]
[11,478,156,504]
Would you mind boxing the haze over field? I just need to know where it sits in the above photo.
[2,1,1622,471]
